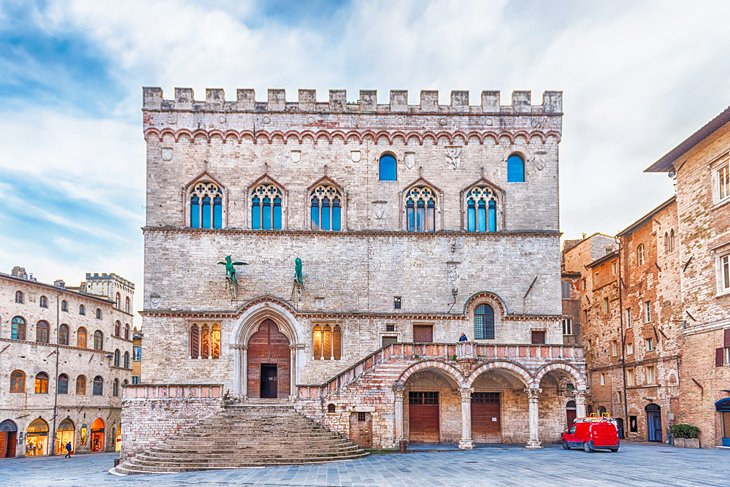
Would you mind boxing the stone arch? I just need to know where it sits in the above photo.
[534,362,586,390]
[465,360,532,388]
[397,360,465,388]
[463,291,508,317]
[230,300,303,398]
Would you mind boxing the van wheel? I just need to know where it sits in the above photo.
[610,447,619,453]
[562,440,570,450]
[583,442,593,452]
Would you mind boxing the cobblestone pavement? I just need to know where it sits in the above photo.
[2,443,728,486]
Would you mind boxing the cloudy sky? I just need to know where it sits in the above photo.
[1,0,729,313]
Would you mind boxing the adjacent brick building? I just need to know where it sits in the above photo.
[0,267,135,457]
[646,106,730,447]
[121,86,588,464]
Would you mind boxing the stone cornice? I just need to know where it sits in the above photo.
[141,226,561,239]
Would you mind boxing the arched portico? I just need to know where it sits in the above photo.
[230,301,304,399]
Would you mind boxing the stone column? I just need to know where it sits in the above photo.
[459,387,474,449]
[526,387,542,449]
[574,390,587,418]
[241,346,248,399]
[289,345,297,400]
[393,383,405,443]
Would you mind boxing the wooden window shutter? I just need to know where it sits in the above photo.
[724,328,730,348]
[717,348,725,367]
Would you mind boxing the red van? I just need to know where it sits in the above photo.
[562,418,620,452]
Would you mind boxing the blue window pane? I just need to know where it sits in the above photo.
[427,200,435,232]
[467,200,476,232]
[332,199,341,231]
[478,200,487,232]
[190,195,200,228]
[201,196,211,229]
[273,197,282,230]
[251,197,260,230]
[321,198,330,231]
[488,200,497,232]
[311,198,320,230]
[416,200,425,232]
[507,154,525,183]
[262,197,271,230]
[407,200,415,231]
[213,196,222,229]
[379,154,397,181]
[474,304,495,339]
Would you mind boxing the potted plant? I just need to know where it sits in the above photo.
[670,424,700,448]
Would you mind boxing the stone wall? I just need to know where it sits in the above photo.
[121,385,222,461]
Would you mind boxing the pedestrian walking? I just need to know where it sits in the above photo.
[64,441,72,458]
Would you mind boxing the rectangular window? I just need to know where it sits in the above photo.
[603,297,610,314]
[386,324,395,332]
[394,296,402,310]
[133,346,142,361]
[629,415,638,432]
[646,365,656,384]
[645,338,654,352]
[600,373,606,386]
[626,342,634,355]
[562,318,573,336]
[413,325,433,343]
[132,376,140,385]
[717,163,730,202]
[531,330,546,344]
[381,335,398,348]
[611,341,618,356]
[625,308,632,328]
[581,278,586,291]
[720,254,730,292]
[626,368,635,386]
[561,280,571,299]
[644,301,652,323]
[611,261,618,276]
[409,391,439,405]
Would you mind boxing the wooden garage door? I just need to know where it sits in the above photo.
[472,392,501,443]
[409,392,439,442]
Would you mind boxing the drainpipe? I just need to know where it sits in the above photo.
[50,290,61,456]
[617,238,629,434]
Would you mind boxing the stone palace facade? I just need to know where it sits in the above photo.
[123,86,587,459]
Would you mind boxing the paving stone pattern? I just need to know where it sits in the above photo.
[3,444,729,486]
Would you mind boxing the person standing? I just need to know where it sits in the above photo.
[65,441,72,458]
[458,332,468,342]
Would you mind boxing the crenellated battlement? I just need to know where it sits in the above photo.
[143,87,562,115]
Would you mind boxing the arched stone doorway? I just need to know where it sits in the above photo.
[26,418,49,456]
[247,319,291,399]
[645,403,662,442]
[0,419,18,458]
[467,363,531,445]
[54,418,75,455]
[232,301,303,400]
[403,367,462,443]
[91,418,105,452]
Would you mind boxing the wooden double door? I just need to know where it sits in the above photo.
[247,320,291,398]
[471,392,502,443]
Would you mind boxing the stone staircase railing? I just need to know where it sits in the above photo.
[297,342,584,400]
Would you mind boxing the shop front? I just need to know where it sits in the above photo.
[25,418,49,457]
[54,419,75,455]
[90,418,105,452]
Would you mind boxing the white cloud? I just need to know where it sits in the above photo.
[3,0,730,316]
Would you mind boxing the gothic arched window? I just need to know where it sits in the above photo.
[474,304,495,340]
[310,184,343,231]
[124,323,130,340]
[114,321,121,337]
[405,186,437,232]
[76,375,86,395]
[190,181,223,229]
[35,372,49,394]
[93,376,104,396]
[59,324,69,345]
[115,292,121,309]
[251,184,283,230]
[36,321,50,343]
[113,379,120,397]
[11,316,26,340]
[79,304,85,315]
[114,349,120,367]
[465,186,498,232]
[58,374,69,394]
[77,327,87,348]
[15,290,24,303]
[93,330,103,351]
[125,296,130,313]
[189,323,221,360]
[39,295,48,308]
[10,370,25,393]
[507,154,525,182]
[123,351,130,369]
